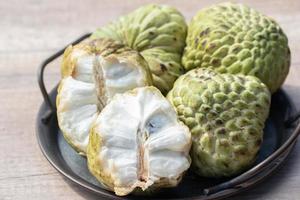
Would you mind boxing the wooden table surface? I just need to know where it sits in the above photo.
[1,0,300,199]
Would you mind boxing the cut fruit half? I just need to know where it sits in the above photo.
[57,39,152,154]
[87,86,191,196]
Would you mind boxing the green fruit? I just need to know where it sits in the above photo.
[182,2,290,93]
[57,38,152,154]
[87,87,191,196]
[167,68,271,177]
[91,4,187,94]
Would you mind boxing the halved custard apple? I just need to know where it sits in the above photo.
[87,86,192,196]
[56,38,152,155]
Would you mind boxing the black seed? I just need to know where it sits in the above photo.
[149,31,154,35]
[149,122,154,128]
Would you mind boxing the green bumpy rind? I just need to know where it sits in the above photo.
[91,4,187,94]
[182,2,290,93]
[167,68,271,177]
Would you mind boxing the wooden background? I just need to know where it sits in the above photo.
[1,0,300,199]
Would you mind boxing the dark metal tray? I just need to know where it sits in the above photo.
[36,33,300,200]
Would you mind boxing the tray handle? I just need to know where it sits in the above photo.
[37,33,91,122]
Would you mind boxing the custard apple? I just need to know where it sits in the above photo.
[167,68,271,177]
[182,2,290,93]
[57,38,152,154]
[91,4,187,94]
[87,86,191,196]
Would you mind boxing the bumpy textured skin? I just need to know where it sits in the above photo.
[182,3,290,93]
[91,4,187,94]
[167,68,271,177]
[57,38,152,154]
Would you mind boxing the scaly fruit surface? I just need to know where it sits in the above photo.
[167,68,271,177]
[91,4,187,94]
[183,2,290,93]
[87,86,191,196]
[57,38,152,154]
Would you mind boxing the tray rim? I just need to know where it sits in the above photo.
[36,33,300,200]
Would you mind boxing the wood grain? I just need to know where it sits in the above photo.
[0,0,299,199]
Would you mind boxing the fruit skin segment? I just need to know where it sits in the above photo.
[61,38,126,80]
[91,4,187,94]
[57,38,153,155]
[87,86,192,196]
[182,2,290,93]
[167,68,271,177]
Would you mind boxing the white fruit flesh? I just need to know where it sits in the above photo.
[57,48,151,154]
[74,56,95,83]
[91,87,191,195]
[97,55,150,102]
[57,77,98,152]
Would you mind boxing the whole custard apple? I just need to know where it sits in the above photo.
[91,4,187,94]
[167,68,271,177]
[182,3,290,93]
